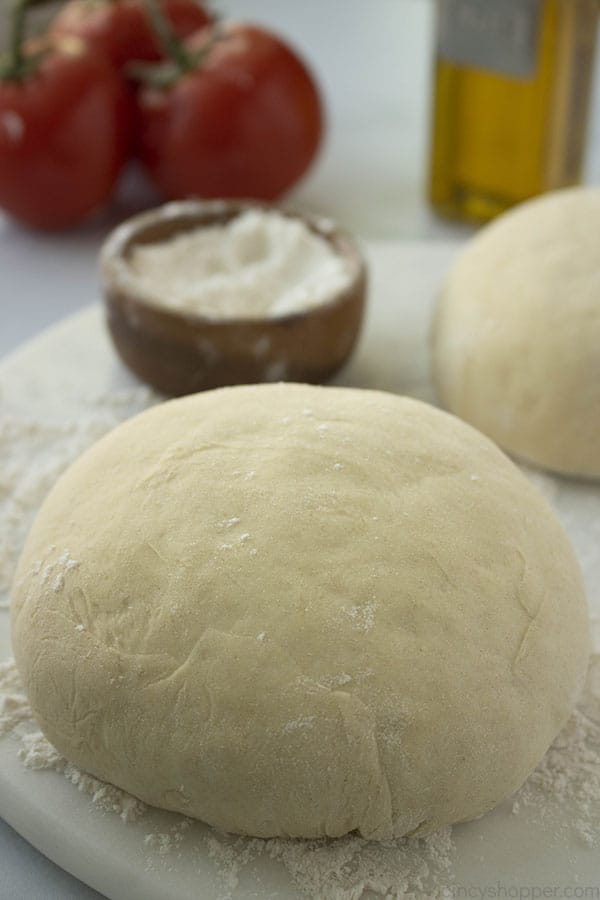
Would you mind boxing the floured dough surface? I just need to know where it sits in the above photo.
[11,383,590,839]
[432,186,600,479]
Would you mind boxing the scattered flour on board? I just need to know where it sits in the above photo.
[0,386,157,609]
[1,651,599,900]
[0,661,146,824]
[511,650,600,846]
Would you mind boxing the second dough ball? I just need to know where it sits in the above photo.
[433,187,600,479]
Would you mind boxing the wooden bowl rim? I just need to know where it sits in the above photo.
[100,200,367,329]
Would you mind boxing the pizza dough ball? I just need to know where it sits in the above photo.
[11,383,589,839]
[433,187,600,479]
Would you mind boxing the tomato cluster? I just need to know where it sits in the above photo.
[0,0,324,230]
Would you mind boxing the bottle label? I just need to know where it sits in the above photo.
[437,0,542,78]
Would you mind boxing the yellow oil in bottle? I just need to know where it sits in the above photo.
[429,0,599,223]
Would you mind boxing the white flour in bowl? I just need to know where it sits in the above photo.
[124,209,354,319]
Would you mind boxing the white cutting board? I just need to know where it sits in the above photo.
[1,241,599,899]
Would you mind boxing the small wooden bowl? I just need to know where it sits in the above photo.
[100,200,367,396]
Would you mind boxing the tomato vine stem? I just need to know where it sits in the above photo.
[144,0,192,71]
[132,0,222,89]
[1,0,48,82]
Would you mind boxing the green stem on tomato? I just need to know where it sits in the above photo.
[0,0,49,82]
[144,0,192,72]
[131,0,223,88]
[8,0,28,77]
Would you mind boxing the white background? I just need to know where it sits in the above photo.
[1,2,600,897]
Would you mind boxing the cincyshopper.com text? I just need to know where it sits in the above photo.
[450,885,600,900]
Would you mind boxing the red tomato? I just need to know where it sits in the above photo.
[136,23,324,201]
[0,37,130,229]
[52,0,212,70]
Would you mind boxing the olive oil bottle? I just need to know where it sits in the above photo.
[429,0,599,222]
